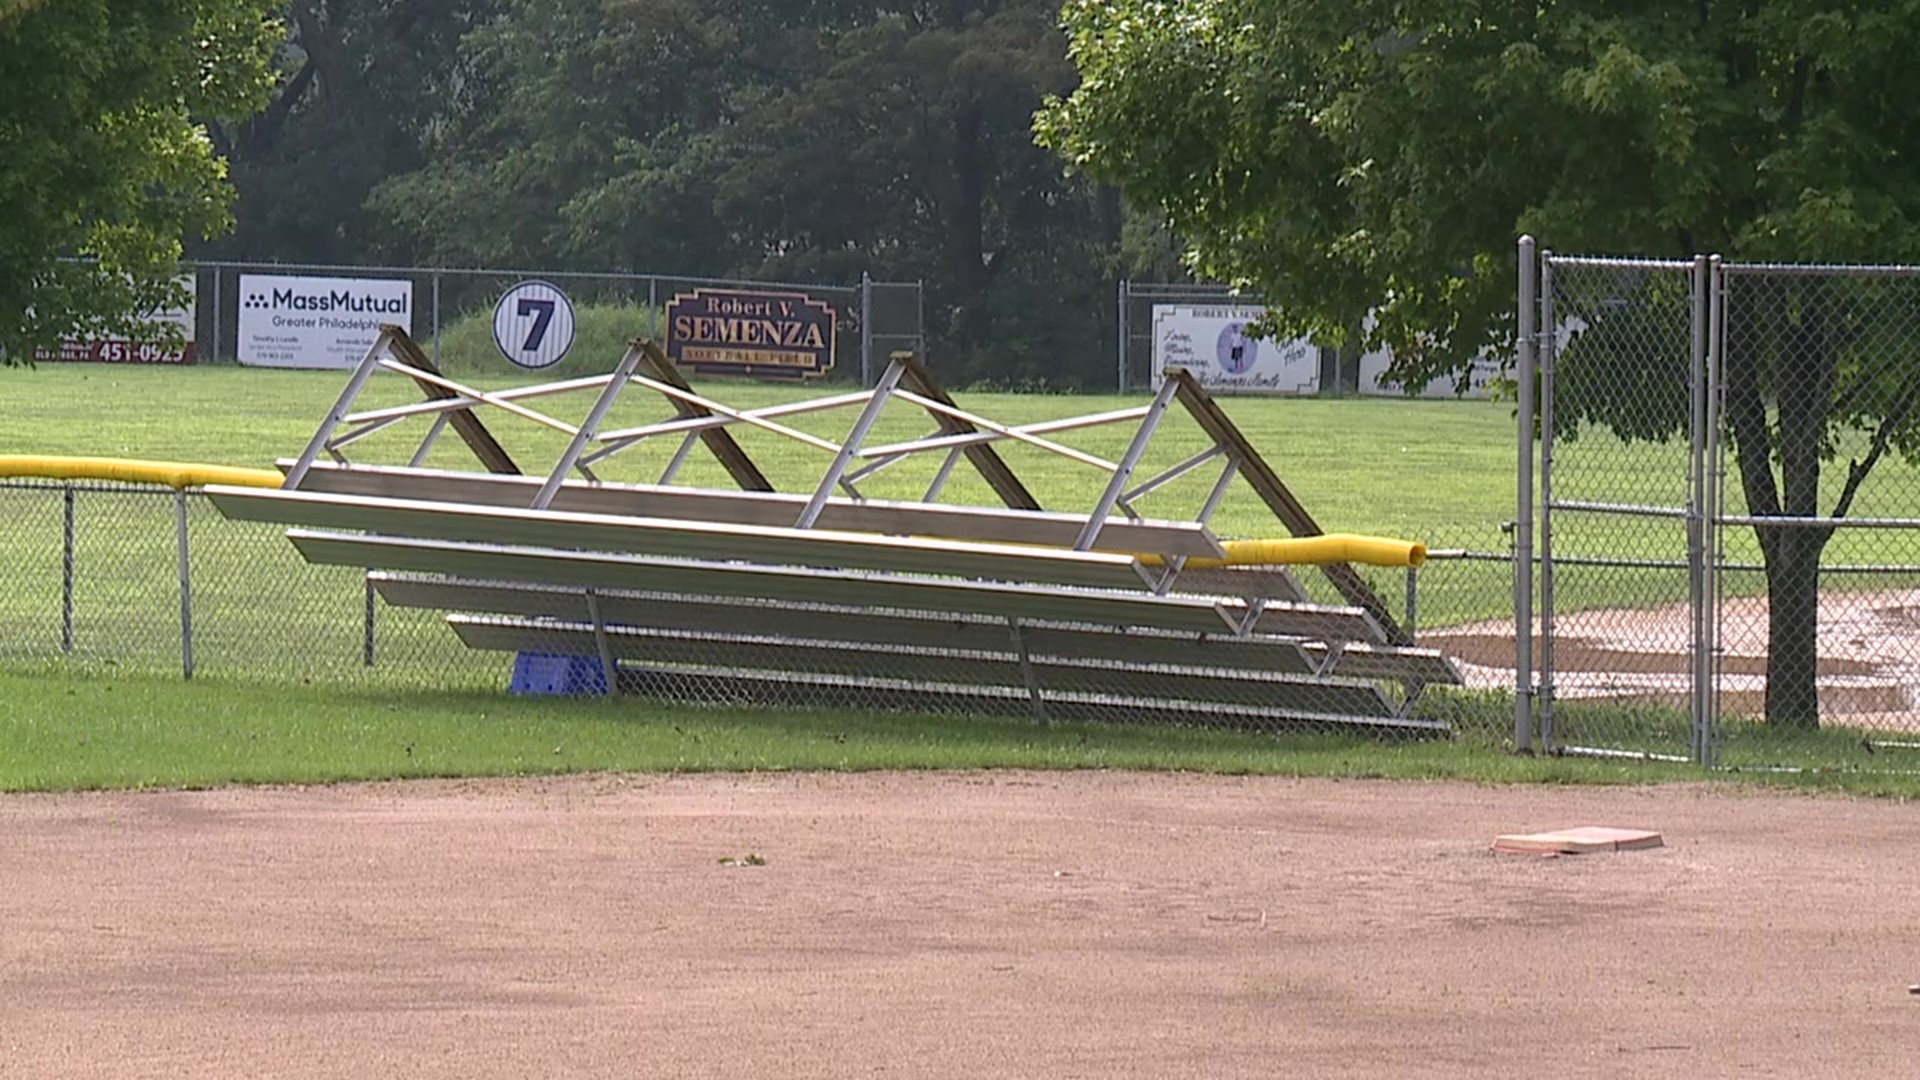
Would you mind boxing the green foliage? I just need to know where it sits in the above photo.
[0,0,278,362]
[1040,1,1920,728]
[201,1,489,262]
[354,0,1122,387]
[1039,1,1920,381]
[432,302,661,379]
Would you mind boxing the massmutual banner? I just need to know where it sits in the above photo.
[665,287,836,380]
[237,273,413,369]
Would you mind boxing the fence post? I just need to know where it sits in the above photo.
[61,485,75,653]
[1404,564,1418,643]
[1514,237,1536,753]
[1693,257,1723,767]
[211,268,222,363]
[176,491,193,680]
[1537,251,1558,751]
[431,272,442,367]
[364,575,377,668]
[860,272,874,387]
[1117,279,1130,393]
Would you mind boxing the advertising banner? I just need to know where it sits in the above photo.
[1358,349,1501,399]
[237,273,413,369]
[492,280,577,370]
[1150,305,1322,395]
[665,288,836,380]
[35,278,197,364]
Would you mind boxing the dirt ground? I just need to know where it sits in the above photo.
[1426,588,1920,731]
[3,772,1918,1079]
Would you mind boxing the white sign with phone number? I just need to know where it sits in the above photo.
[35,277,197,364]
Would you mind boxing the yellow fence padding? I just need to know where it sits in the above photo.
[0,455,283,491]
[1133,534,1426,570]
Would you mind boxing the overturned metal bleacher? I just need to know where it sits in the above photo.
[206,327,1461,734]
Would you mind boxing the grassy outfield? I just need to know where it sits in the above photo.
[7,668,1917,795]
[0,362,1519,542]
[0,362,1530,630]
[17,667,1920,795]
[4,363,1920,793]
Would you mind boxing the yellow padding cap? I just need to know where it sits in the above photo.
[1136,534,1426,569]
[0,455,284,490]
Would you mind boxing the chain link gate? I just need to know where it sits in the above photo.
[1521,240,1714,761]
[1525,239,1920,767]
[1714,265,1920,767]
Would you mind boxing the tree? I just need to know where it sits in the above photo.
[367,0,1127,387]
[201,0,491,262]
[0,0,278,361]
[1037,1,1920,728]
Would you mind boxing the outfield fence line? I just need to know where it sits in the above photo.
[151,260,928,388]
[0,478,1522,725]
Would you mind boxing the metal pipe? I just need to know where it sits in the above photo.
[861,272,873,387]
[924,446,964,502]
[1688,255,1710,766]
[1514,236,1537,753]
[1195,459,1239,528]
[1701,256,1726,767]
[1550,499,1693,519]
[1405,564,1419,642]
[533,344,643,509]
[363,575,377,667]
[284,329,395,489]
[1716,513,1920,529]
[1120,446,1226,505]
[1537,249,1557,750]
[1074,375,1180,550]
[796,359,907,527]
[61,485,74,653]
[585,589,619,698]
[1006,617,1048,723]
[659,431,700,484]
[176,491,193,680]
[408,413,451,469]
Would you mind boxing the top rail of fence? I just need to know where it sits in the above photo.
[186,259,871,295]
[1542,254,1696,271]
[1720,261,1920,277]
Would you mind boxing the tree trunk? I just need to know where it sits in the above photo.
[1759,527,1823,729]
[1725,276,1836,729]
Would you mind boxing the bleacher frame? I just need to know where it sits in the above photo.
[209,326,1459,734]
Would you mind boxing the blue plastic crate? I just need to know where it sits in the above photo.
[509,652,609,696]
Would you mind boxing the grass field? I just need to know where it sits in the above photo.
[5,361,1920,793]
[0,363,1520,544]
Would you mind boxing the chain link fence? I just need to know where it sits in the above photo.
[1,465,1504,741]
[1525,246,1920,769]
[163,261,922,386]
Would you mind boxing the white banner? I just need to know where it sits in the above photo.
[1359,349,1501,399]
[1150,305,1322,395]
[238,274,413,369]
[37,277,197,364]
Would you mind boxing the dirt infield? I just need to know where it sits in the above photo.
[1426,588,1920,731]
[3,772,1917,1078]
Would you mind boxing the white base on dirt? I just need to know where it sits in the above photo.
[1492,826,1664,855]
